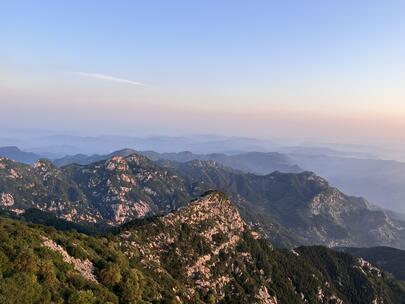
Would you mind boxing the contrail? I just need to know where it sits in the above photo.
[75,72,145,86]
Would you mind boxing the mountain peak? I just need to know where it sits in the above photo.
[103,153,153,170]
[163,191,247,240]
[0,146,21,153]
[0,146,40,164]
[111,148,138,156]
[33,158,55,168]
[124,153,153,166]
[33,159,58,177]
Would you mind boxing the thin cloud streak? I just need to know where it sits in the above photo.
[74,72,145,86]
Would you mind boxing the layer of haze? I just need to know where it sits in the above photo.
[1,1,405,149]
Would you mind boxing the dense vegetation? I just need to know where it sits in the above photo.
[0,192,404,303]
[340,246,405,281]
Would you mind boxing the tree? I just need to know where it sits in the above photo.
[14,248,39,273]
[68,290,97,304]
[119,269,144,304]
[99,263,122,287]
[206,293,216,304]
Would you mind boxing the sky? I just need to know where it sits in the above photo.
[1,0,405,147]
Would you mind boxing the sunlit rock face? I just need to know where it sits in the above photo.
[0,193,14,206]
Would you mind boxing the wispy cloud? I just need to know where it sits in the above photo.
[74,72,145,86]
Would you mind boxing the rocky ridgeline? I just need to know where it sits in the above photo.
[67,155,192,224]
[119,191,269,301]
[0,154,191,225]
[0,157,102,223]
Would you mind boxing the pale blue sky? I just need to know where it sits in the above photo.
[1,1,405,145]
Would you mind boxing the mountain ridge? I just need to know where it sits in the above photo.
[0,146,41,164]
[2,152,405,251]
[52,148,405,214]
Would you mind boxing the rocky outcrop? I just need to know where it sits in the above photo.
[0,193,14,206]
[256,286,278,304]
[42,237,98,283]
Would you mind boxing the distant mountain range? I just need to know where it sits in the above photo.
[0,134,276,156]
[4,145,405,214]
[1,152,405,250]
[145,150,405,214]
[48,148,405,214]
[288,154,405,213]
[53,148,302,174]
[0,146,41,164]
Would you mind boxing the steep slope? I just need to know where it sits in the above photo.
[0,157,100,223]
[289,154,405,214]
[0,154,193,225]
[0,155,194,226]
[1,192,404,303]
[0,215,149,304]
[62,154,192,224]
[161,159,405,249]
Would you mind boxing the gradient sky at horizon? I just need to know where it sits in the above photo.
[1,0,405,146]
